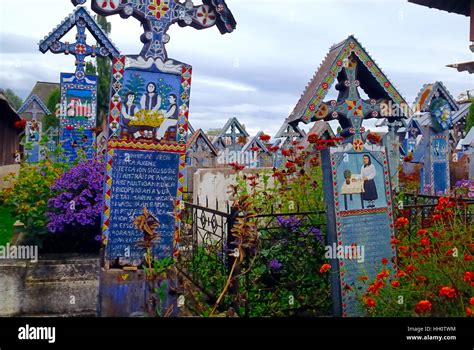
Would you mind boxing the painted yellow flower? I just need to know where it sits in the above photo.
[148,0,170,20]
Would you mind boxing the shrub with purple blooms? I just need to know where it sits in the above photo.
[454,179,474,198]
[47,158,105,233]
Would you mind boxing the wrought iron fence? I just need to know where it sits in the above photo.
[176,201,329,316]
[394,194,474,233]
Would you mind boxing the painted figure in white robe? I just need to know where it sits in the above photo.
[352,154,378,208]
[140,82,161,112]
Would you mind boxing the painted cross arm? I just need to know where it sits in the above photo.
[72,0,236,59]
[39,7,119,57]
[312,98,395,122]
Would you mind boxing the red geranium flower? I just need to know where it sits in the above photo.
[464,271,474,282]
[227,162,245,171]
[381,258,389,265]
[259,134,271,142]
[415,300,432,314]
[466,307,474,317]
[395,270,407,278]
[367,281,385,295]
[439,286,457,298]
[376,270,390,280]
[364,296,376,308]
[395,217,409,228]
[445,248,455,256]
[416,276,428,283]
[14,120,27,129]
[319,264,331,273]
[420,237,430,247]
[391,280,401,288]
[281,149,293,157]
[307,133,320,144]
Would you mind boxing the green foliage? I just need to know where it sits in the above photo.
[466,102,474,133]
[242,221,331,317]
[357,197,474,317]
[183,143,333,317]
[44,88,60,131]
[142,249,176,317]
[189,246,227,295]
[3,88,23,110]
[86,15,112,127]
[85,61,97,75]
[1,159,69,241]
[0,205,16,246]
[123,73,145,99]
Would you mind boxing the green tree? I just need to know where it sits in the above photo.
[466,102,474,133]
[43,88,60,132]
[96,15,112,127]
[85,61,97,75]
[123,73,145,98]
[3,88,23,110]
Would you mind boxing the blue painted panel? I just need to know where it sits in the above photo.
[420,167,425,193]
[433,162,447,194]
[335,152,388,211]
[105,149,180,263]
[60,129,95,162]
[118,68,181,143]
[323,146,396,317]
[25,120,41,163]
[339,212,394,316]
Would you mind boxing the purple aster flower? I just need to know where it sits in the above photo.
[309,226,323,242]
[269,259,282,271]
[277,216,302,231]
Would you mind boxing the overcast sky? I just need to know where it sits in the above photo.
[0,0,473,135]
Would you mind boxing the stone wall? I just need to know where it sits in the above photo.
[0,255,99,317]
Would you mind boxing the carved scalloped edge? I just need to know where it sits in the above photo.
[38,6,120,57]
[414,81,459,112]
[292,35,410,124]
[17,94,51,115]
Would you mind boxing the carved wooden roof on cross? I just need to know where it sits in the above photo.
[73,0,236,60]
[311,54,389,147]
[18,95,52,120]
[39,7,120,81]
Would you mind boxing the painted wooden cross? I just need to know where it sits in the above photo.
[312,54,389,151]
[28,102,45,122]
[72,0,236,60]
[39,7,120,81]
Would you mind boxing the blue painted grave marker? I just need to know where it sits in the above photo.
[286,37,408,316]
[39,6,119,162]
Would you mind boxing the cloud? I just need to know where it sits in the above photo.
[0,0,472,136]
